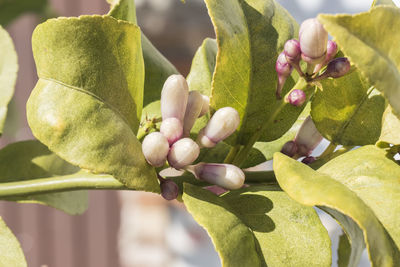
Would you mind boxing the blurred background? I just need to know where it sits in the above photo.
[0,0,383,266]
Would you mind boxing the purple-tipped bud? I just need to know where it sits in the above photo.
[325,57,351,78]
[276,52,293,98]
[198,95,210,117]
[299,18,328,64]
[284,39,301,63]
[160,179,179,201]
[183,91,203,137]
[168,138,200,169]
[281,141,298,157]
[301,156,316,165]
[161,74,189,122]
[142,132,170,167]
[294,116,323,156]
[160,117,183,145]
[196,107,240,148]
[189,163,245,190]
[287,89,306,107]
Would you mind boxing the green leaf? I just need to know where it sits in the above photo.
[0,26,18,135]
[311,70,386,146]
[318,7,400,119]
[183,183,331,267]
[205,0,304,144]
[0,0,48,26]
[318,145,400,250]
[0,217,27,267]
[108,0,179,107]
[0,140,88,215]
[27,16,159,193]
[253,103,310,161]
[274,152,400,267]
[379,105,400,145]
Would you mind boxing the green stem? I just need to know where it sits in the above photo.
[223,144,241,164]
[232,78,310,167]
[0,174,127,198]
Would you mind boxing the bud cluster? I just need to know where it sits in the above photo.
[280,116,323,164]
[276,18,351,103]
[142,75,245,194]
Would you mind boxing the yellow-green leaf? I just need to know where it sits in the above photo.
[0,0,48,26]
[0,26,18,135]
[0,217,27,267]
[27,16,159,192]
[318,7,400,119]
[379,105,400,145]
[274,152,399,267]
[183,183,331,267]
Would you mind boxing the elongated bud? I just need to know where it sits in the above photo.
[299,18,328,64]
[198,95,210,117]
[287,89,306,107]
[325,57,351,78]
[314,40,338,73]
[197,107,240,148]
[168,138,200,169]
[284,39,304,77]
[160,179,179,201]
[161,74,189,122]
[276,52,293,99]
[183,91,203,137]
[281,140,298,157]
[142,132,170,167]
[301,156,316,165]
[188,163,245,190]
[294,116,323,156]
[160,117,183,145]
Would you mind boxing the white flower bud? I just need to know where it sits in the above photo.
[142,132,170,167]
[198,94,210,117]
[196,128,216,148]
[160,117,183,145]
[189,163,245,190]
[197,107,240,148]
[168,138,200,169]
[183,91,203,137]
[299,18,328,64]
[294,116,323,156]
[161,74,189,122]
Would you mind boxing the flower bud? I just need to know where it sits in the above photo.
[160,117,183,145]
[301,156,316,165]
[325,57,351,78]
[168,138,200,169]
[287,89,306,107]
[189,163,245,190]
[281,140,298,157]
[160,179,179,201]
[299,18,328,64]
[284,39,301,63]
[161,74,189,122]
[294,116,323,156]
[183,91,203,137]
[276,52,293,99]
[198,94,210,117]
[142,132,170,167]
[314,40,338,73]
[197,107,240,148]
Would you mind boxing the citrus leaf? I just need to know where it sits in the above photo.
[183,183,331,267]
[337,230,353,267]
[274,152,399,267]
[318,7,400,119]
[372,0,397,7]
[311,70,386,146]
[318,145,400,250]
[0,217,27,267]
[0,140,88,215]
[0,26,18,135]
[0,0,48,26]
[27,16,159,192]
[379,105,400,145]
[205,0,304,144]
